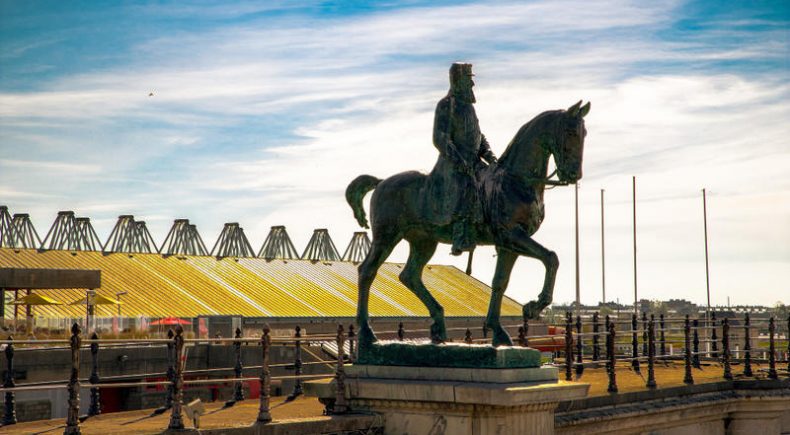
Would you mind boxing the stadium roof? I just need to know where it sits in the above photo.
[0,248,522,319]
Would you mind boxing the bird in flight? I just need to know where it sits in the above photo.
[148,92,154,97]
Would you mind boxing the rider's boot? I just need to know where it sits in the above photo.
[451,220,475,256]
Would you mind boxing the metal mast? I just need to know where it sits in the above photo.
[133,221,157,253]
[10,214,42,249]
[160,219,208,256]
[40,211,102,251]
[258,226,299,260]
[703,189,712,326]
[632,176,638,314]
[104,215,157,253]
[211,223,255,258]
[301,229,340,261]
[41,211,76,250]
[342,232,371,263]
[600,189,606,304]
[73,217,104,251]
[0,206,13,247]
[574,182,580,316]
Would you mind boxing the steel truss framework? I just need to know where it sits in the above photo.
[103,215,158,254]
[40,211,103,251]
[301,229,340,262]
[211,222,255,258]
[257,226,299,260]
[342,231,371,263]
[160,219,208,256]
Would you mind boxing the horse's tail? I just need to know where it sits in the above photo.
[346,175,382,228]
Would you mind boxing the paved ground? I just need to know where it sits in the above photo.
[579,360,762,396]
[0,362,768,434]
[0,396,326,435]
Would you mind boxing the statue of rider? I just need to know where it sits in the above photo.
[427,62,498,255]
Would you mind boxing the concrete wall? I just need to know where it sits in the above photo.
[555,381,790,435]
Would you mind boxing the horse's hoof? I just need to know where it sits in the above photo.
[357,324,377,349]
[491,328,513,347]
[523,301,542,320]
[430,322,447,344]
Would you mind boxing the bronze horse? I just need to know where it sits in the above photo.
[346,100,590,347]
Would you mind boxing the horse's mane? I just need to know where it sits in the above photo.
[498,110,562,167]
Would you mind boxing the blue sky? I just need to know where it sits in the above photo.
[1,0,788,307]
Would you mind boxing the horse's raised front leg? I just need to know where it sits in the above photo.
[486,248,518,347]
[498,227,559,321]
[399,237,446,343]
[357,235,397,349]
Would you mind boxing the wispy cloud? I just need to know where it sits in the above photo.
[0,0,787,306]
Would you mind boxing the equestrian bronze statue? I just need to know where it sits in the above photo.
[346,64,590,348]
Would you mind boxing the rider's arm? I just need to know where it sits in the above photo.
[478,134,498,165]
[432,98,453,156]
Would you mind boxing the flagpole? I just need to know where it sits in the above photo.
[575,182,580,316]
[703,188,711,332]
[601,188,606,304]
[632,176,638,314]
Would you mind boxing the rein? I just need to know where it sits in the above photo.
[518,169,570,188]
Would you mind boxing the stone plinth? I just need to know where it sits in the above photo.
[306,365,589,435]
[357,341,542,368]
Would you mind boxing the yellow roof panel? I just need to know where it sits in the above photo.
[0,248,523,318]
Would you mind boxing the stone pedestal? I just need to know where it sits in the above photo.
[726,398,788,435]
[307,365,588,435]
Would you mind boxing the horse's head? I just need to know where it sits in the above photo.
[551,100,590,184]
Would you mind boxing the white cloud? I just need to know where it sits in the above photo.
[0,0,787,307]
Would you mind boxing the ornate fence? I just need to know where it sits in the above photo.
[0,313,788,433]
[0,324,350,432]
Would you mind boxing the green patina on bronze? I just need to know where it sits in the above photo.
[356,342,541,368]
[347,62,590,350]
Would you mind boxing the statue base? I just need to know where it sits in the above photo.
[356,340,542,368]
[306,364,588,435]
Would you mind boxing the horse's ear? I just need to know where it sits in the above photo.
[579,101,591,118]
[567,100,582,116]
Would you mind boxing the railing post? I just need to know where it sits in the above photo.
[631,314,640,373]
[333,325,349,414]
[165,329,175,410]
[482,322,488,339]
[64,323,82,435]
[257,325,272,423]
[397,322,405,341]
[230,327,245,404]
[88,332,101,417]
[768,317,777,379]
[683,315,694,385]
[592,312,600,362]
[606,322,617,393]
[722,318,733,380]
[604,314,611,362]
[347,324,355,362]
[523,319,529,347]
[167,325,185,430]
[646,316,656,389]
[743,313,753,377]
[659,314,666,359]
[564,312,573,381]
[641,312,648,357]
[710,312,718,358]
[518,326,526,347]
[287,325,303,401]
[464,328,472,344]
[575,315,584,376]
[692,318,701,369]
[3,335,17,426]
